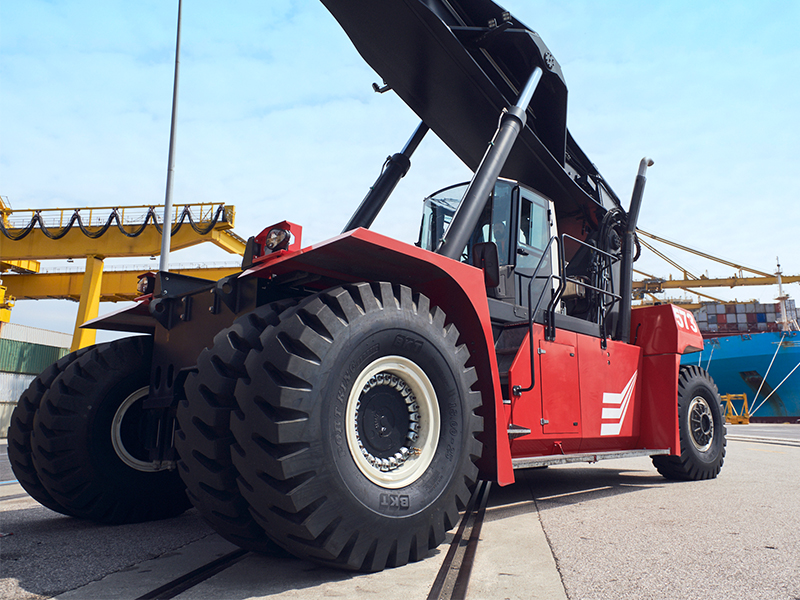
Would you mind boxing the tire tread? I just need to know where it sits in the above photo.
[653,365,726,480]
[232,283,483,571]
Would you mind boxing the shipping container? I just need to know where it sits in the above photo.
[0,339,69,376]
[0,322,72,347]
[0,372,36,438]
[0,324,71,438]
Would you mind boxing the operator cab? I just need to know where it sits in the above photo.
[419,179,620,341]
[419,179,557,319]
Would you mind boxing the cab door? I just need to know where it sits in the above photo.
[514,187,558,313]
[539,335,581,435]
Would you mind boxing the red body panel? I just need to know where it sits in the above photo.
[630,304,702,453]
[630,304,703,355]
[576,336,642,451]
[540,336,581,435]
[505,304,701,463]
[507,327,643,459]
[637,353,681,452]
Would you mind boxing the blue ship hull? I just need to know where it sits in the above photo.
[681,331,800,422]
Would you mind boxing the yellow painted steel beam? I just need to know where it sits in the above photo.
[0,285,13,323]
[637,228,773,277]
[0,259,41,274]
[1,225,246,261]
[638,238,699,280]
[4,266,241,302]
[675,288,727,303]
[634,296,703,310]
[71,256,104,351]
[633,274,800,291]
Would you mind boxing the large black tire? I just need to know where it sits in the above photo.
[176,300,296,553]
[230,282,484,571]
[653,365,726,480]
[7,348,89,515]
[30,336,191,523]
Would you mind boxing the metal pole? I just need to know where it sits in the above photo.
[437,67,543,260]
[341,122,429,233]
[159,0,182,273]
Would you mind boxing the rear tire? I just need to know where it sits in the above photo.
[230,283,483,571]
[7,348,89,515]
[30,337,191,523]
[177,300,296,553]
[653,365,726,480]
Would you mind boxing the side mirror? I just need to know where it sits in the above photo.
[472,242,501,288]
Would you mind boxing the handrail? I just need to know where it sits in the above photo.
[512,235,560,396]
[557,233,621,344]
[0,203,232,241]
[511,231,624,396]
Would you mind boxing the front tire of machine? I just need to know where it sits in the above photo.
[30,336,191,523]
[230,282,483,571]
[653,365,726,480]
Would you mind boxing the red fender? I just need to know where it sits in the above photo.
[244,227,515,485]
[631,304,704,453]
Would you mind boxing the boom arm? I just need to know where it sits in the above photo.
[321,0,621,225]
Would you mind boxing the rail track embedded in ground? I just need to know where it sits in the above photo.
[427,480,491,600]
[134,548,250,600]
[127,481,491,600]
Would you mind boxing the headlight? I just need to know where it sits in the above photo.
[264,228,291,251]
[136,272,156,295]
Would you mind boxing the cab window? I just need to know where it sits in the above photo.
[517,192,551,271]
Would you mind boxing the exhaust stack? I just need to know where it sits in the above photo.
[617,157,654,342]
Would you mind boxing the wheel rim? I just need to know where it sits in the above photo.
[687,395,714,452]
[345,356,441,489]
[111,386,169,472]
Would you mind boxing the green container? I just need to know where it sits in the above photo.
[0,338,69,376]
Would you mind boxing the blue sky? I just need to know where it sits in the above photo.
[1,0,798,336]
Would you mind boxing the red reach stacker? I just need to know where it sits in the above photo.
[8,0,725,571]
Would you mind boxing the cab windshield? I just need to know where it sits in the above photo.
[419,180,517,266]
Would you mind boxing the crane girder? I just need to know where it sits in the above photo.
[633,274,800,293]
[633,228,797,298]
[1,225,246,261]
[636,229,773,278]
[1,202,246,261]
[1,201,247,347]
[0,259,40,274]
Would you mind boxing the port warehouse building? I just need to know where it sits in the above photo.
[0,323,70,437]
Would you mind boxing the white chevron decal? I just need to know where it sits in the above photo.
[600,371,638,436]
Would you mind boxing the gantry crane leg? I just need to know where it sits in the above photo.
[70,255,104,351]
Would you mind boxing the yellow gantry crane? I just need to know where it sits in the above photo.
[632,228,800,308]
[1,196,245,350]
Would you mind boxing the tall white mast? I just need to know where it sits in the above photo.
[159,0,182,273]
[775,257,799,332]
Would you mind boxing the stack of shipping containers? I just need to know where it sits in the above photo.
[692,299,798,338]
[0,323,70,437]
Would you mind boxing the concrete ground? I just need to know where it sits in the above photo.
[1,424,798,599]
[524,425,800,600]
